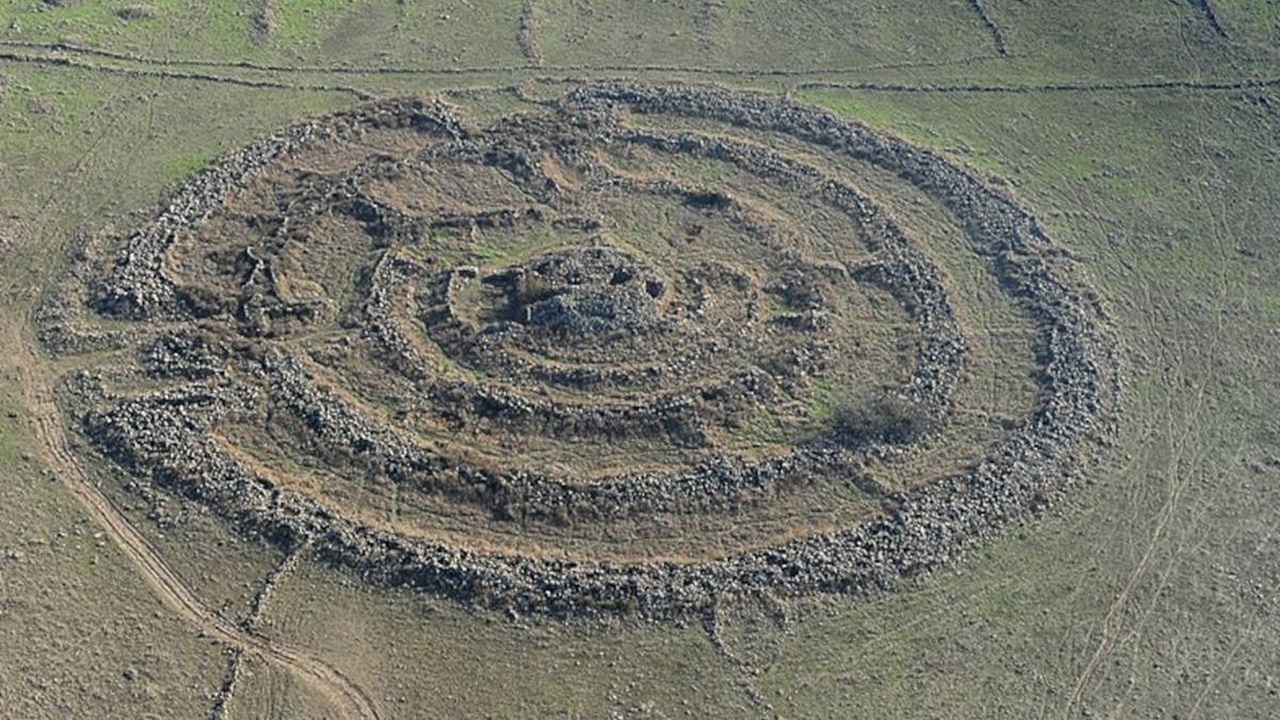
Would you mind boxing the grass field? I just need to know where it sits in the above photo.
[1,1,1278,718]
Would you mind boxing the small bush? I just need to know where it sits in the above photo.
[27,96,56,115]
[517,273,556,305]
[832,389,937,446]
[251,0,279,44]
[116,4,157,21]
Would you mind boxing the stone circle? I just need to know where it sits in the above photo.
[48,83,1116,617]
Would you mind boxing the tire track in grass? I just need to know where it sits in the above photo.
[13,316,383,720]
[1060,284,1204,719]
[5,31,376,717]
[1061,47,1235,712]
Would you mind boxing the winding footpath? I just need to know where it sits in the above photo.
[12,310,382,720]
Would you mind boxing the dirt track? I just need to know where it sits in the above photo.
[12,312,382,720]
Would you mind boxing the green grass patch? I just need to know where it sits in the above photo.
[160,149,212,182]
[268,0,359,50]
[799,89,1011,177]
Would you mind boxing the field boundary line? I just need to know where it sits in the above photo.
[1188,0,1229,39]
[796,76,1280,94]
[0,38,1002,78]
[210,542,308,720]
[967,0,1009,57]
[519,0,544,67]
[0,50,376,100]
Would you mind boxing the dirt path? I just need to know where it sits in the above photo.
[11,315,383,720]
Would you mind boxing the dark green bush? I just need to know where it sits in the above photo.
[832,390,937,446]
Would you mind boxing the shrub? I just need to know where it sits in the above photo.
[832,389,937,446]
[116,4,157,21]
[517,273,556,305]
[251,0,279,44]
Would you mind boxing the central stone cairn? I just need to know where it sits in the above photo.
[501,245,667,337]
[48,84,1114,617]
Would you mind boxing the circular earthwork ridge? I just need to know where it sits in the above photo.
[52,83,1115,617]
